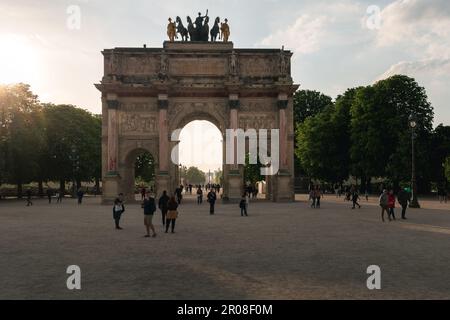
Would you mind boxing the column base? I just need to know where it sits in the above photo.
[102,174,121,205]
[273,171,294,202]
[223,170,243,203]
[156,173,171,198]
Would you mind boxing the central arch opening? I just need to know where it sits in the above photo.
[178,120,223,198]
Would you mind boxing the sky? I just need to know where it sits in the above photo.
[1,0,449,170]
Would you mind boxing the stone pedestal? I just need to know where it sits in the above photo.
[273,171,294,202]
[102,174,120,204]
[225,170,244,202]
[156,173,171,198]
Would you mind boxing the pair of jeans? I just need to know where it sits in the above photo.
[161,209,168,226]
[241,207,248,216]
[389,208,396,220]
[166,219,176,232]
[401,205,407,219]
[113,211,122,228]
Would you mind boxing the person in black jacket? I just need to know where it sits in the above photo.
[113,194,125,230]
[239,195,248,217]
[207,190,217,215]
[142,193,157,238]
[397,188,411,220]
[158,191,170,227]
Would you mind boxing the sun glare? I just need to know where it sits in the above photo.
[0,34,38,85]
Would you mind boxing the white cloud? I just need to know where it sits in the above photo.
[378,58,450,80]
[375,0,450,124]
[261,14,329,54]
[376,0,450,59]
[259,1,364,55]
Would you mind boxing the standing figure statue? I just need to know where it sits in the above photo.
[195,10,209,33]
[167,18,177,42]
[279,47,289,76]
[220,18,230,42]
[176,16,189,41]
[210,17,221,42]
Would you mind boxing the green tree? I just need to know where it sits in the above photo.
[42,104,101,193]
[0,84,43,196]
[293,90,333,183]
[184,167,206,185]
[135,152,155,183]
[445,157,450,183]
[295,89,358,184]
[244,153,263,185]
[293,90,333,124]
[350,75,434,191]
[430,125,450,185]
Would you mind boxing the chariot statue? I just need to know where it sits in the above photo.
[166,11,230,42]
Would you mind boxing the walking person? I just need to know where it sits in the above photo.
[388,190,397,221]
[352,190,361,209]
[315,186,322,208]
[142,193,157,238]
[77,188,84,205]
[158,190,170,227]
[309,188,316,208]
[397,188,410,220]
[141,187,146,201]
[379,190,389,222]
[56,189,64,203]
[207,189,217,215]
[175,186,183,204]
[166,196,179,234]
[239,194,248,216]
[46,188,53,204]
[196,186,203,205]
[113,194,125,230]
[26,189,33,206]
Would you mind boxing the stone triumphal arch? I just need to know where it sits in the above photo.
[96,41,298,203]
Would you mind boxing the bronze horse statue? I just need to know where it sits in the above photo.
[176,16,189,41]
[187,16,197,41]
[210,17,220,41]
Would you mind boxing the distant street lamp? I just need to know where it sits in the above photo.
[409,114,420,208]
[68,144,80,198]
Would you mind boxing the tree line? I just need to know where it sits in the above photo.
[0,83,101,197]
[294,75,450,193]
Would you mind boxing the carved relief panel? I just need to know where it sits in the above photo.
[239,56,279,77]
[238,114,277,131]
[119,113,158,135]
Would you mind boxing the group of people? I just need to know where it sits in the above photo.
[437,186,448,203]
[379,188,411,222]
[113,191,180,238]
[112,185,227,238]
[309,186,323,208]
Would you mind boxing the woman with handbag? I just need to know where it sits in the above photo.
[166,196,179,234]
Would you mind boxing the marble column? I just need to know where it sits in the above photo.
[225,94,243,202]
[278,94,289,170]
[275,94,293,202]
[156,94,170,196]
[102,94,120,204]
[106,98,119,175]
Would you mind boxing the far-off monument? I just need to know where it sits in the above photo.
[95,11,299,203]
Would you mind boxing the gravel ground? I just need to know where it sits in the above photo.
[0,195,449,300]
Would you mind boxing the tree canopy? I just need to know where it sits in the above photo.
[294,75,445,192]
